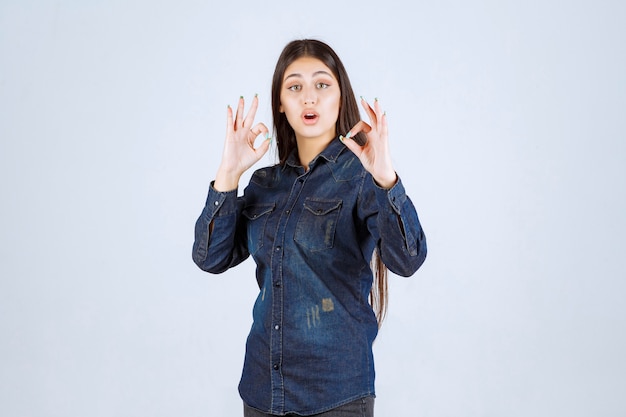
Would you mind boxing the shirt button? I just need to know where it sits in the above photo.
[275,246,281,252]
[274,324,280,330]
[274,281,281,287]
[285,209,290,214]
[273,363,280,370]
[214,201,219,206]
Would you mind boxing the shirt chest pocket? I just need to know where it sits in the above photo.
[294,198,342,252]
[242,203,275,256]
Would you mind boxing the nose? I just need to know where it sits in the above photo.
[303,88,316,105]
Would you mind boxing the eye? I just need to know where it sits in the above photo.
[287,84,301,91]
[316,82,330,89]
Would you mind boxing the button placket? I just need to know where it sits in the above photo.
[268,172,308,410]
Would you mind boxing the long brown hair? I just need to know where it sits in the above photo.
[270,39,388,326]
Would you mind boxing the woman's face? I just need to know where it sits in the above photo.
[279,56,341,144]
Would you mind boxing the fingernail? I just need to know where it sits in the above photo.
[240,95,244,99]
[339,135,344,142]
[374,97,379,102]
[345,131,352,139]
[255,93,258,97]
[264,132,269,140]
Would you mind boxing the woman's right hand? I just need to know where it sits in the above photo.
[214,95,271,191]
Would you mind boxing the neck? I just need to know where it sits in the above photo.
[296,133,335,171]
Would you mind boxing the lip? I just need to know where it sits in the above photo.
[301,109,319,125]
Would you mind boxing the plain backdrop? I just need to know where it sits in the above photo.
[1,0,625,416]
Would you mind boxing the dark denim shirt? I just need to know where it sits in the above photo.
[192,138,426,415]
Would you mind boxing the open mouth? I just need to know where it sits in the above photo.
[302,111,319,124]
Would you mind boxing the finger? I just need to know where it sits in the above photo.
[373,98,385,131]
[247,122,270,146]
[380,110,388,140]
[226,105,234,134]
[234,96,245,130]
[373,97,382,114]
[243,94,259,128]
[340,133,363,157]
[254,133,272,158]
[360,97,377,126]
[249,122,269,137]
[345,120,372,138]
[370,98,388,141]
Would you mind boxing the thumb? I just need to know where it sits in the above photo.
[340,133,362,157]
[255,135,272,158]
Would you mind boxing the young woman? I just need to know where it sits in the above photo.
[192,39,427,417]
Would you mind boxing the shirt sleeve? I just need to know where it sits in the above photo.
[360,174,427,277]
[192,181,249,273]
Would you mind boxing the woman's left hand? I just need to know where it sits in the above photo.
[341,97,398,189]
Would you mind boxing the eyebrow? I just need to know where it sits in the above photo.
[283,70,334,81]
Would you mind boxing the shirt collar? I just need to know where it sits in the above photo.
[285,137,346,169]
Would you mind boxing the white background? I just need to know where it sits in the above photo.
[1,0,625,416]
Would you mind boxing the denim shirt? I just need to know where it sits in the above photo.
[192,138,426,416]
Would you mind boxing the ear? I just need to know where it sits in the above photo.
[279,104,284,113]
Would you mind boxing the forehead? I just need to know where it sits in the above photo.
[283,56,336,80]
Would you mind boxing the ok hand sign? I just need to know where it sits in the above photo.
[340,98,398,189]
[214,95,271,191]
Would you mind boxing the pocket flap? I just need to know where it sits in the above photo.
[302,199,342,216]
[242,203,275,220]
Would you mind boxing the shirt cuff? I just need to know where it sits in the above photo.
[373,175,408,216]
[205,181,238,217]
